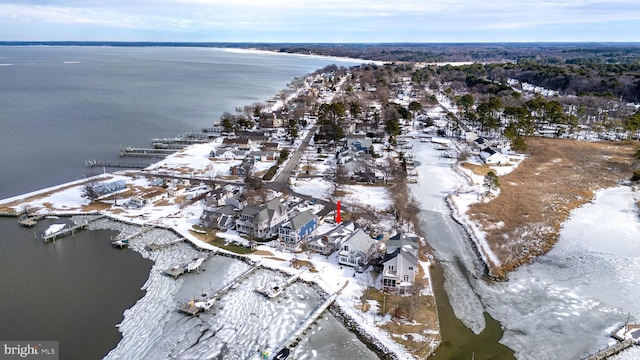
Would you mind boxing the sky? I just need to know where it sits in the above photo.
[0,0,639,43]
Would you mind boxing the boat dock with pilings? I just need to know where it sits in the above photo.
[177,262,261,315]
[42,215,106,242]
[119,147,179,158]
[86,160,149,169]
[582,323,640,360]
[256,268,308,298]
[256,282,348,360]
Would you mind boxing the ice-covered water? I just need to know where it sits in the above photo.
[410,141,640,359]
[93,220,377,360]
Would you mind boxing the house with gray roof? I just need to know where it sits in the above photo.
[235,198,287,239]
[200,205,238,230]
[279,210,318,250]
[338,228,377,271]
[306,221,355,255]
[382,233,420,295]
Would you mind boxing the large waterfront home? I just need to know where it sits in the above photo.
[235,198,287,239]
[278,210,318,250]
[381,233,419,294]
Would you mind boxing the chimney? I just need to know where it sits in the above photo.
[336,201,342,224]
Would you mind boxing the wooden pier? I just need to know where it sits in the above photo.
[177,263,261,315]
[41,215,105,242]
[86,159,149,169]
[259,282,348,360]
[256,269,307,298]
[119,147,179,158]
[18,213,44,227]
[583,339,635,360]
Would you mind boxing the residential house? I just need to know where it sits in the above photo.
[480,147,509,165]
[230,158,255,176]
[345,134,372,152]
[473,137,491,150]
[209,148,248,160]
[200,205,238,230]
[306,221,355,254]
[225,192,247,210]
[382,233,420,295]
[279,210,318,250]
[92,180,127,198]
[235,198,287,239]
[222,137,252,150]
[338,228,377,271]
[128,187,166,208]
[261,142,280,152]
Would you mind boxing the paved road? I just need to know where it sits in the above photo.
[265,125,336,217]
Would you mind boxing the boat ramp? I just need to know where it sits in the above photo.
[255,269,308,299]
[177,263,261,315]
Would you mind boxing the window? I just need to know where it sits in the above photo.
[404,275,410,282]
[383,278,396,287]
[389,265,394,271]
[408,267,413,271]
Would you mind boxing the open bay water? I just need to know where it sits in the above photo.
[0,46,360,199]
[0,46,362,359]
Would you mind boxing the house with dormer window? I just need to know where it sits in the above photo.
[381,233,419,295]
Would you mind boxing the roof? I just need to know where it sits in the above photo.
[343,228,376,254]
[383,246,419,267]
[386,233,419,254]
[282,210,317,231]
[253,198,287,223]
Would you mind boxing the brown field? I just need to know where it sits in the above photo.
[466,137,637,278]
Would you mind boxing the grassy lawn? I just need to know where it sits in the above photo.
[189,227,255,255]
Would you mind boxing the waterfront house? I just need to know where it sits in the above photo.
[128,187,166,208]
[338,228,377,271]
[92,180,127,198]
[222,137,252,150]
[279,210,318,250]
[235,198,287,239]
[480,147,509,165]
[381,233,420,294]
[200,205,238,230]
[306,221,355,254]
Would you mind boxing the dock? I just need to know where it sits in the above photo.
[41,215,105,242]
[583,339,635,360]
[177,263,261,315]
[256,269,308,298]
[18,213,44,227]
[582,323,640,360]
[86,159,149,169]
[258,282,348,360]
[119,147,179,158]
[164,255,209,278]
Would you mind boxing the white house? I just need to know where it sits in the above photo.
[338,228,377,271]
[382,233,419,295]
[480,147,509,165]
[128,187,166,208]
[306,221,355,255]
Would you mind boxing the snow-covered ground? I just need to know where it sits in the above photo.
[410,139,640,359]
